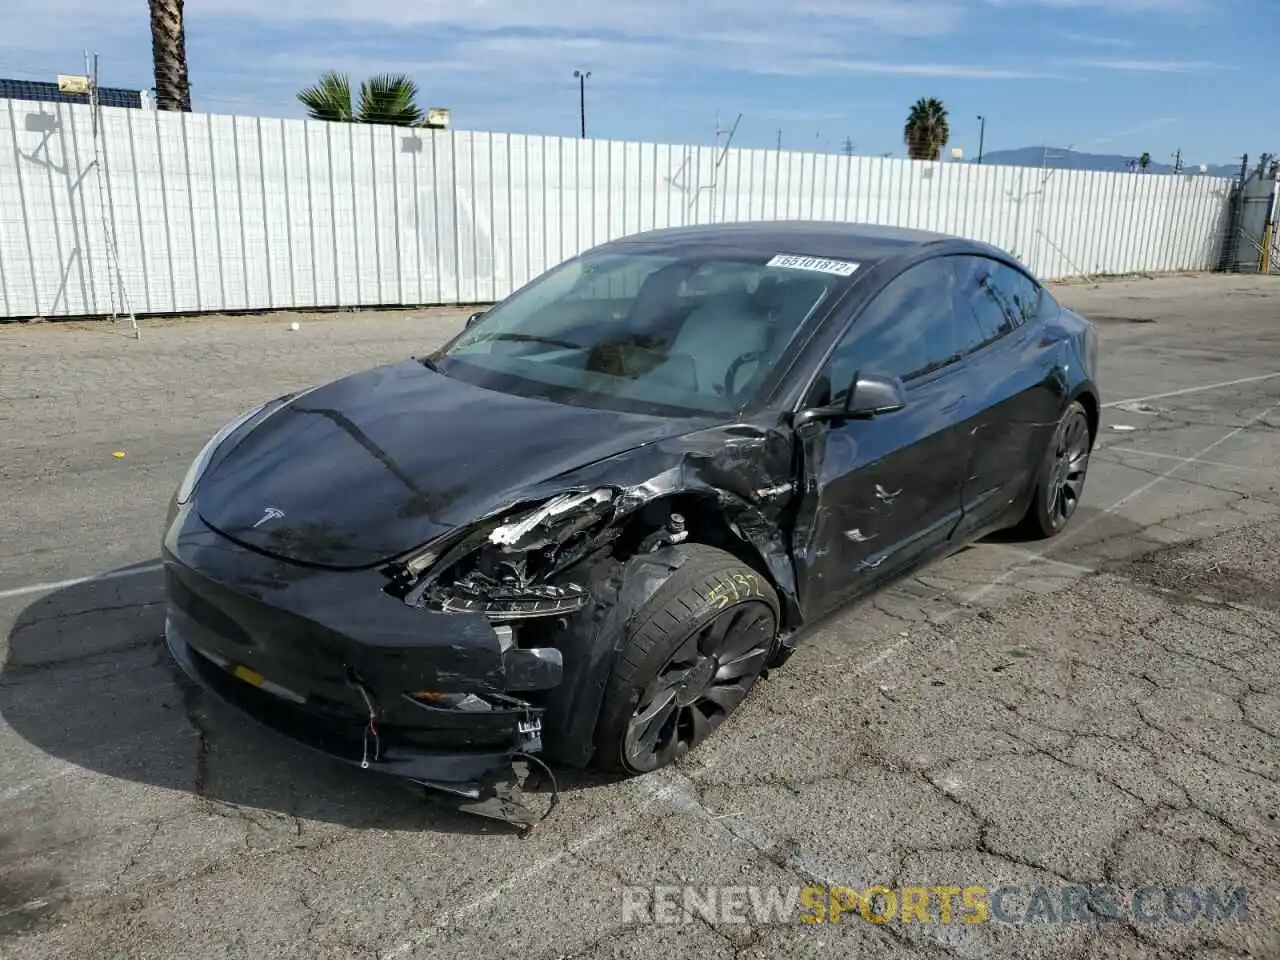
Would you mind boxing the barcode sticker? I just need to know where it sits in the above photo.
[766,254,860,277]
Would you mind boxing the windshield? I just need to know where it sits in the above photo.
[430,250,844,416]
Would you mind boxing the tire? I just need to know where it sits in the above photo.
[593,544,779,775]
[1015,400,1093,540]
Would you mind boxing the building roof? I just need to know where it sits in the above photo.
[0,78,143,110]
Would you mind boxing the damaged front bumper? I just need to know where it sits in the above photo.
[162,503,565,797]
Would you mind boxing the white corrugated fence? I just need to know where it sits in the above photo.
[0,97,1237,319]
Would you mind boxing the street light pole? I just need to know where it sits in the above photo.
[573,69,590,138]
[977,115,986,164]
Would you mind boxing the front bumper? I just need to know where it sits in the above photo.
[162,503,565,789]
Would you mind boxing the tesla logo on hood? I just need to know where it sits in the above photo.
[252,506,285,528]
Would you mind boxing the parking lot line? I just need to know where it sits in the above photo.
[0,563,164,603]
[984,545,1097,575]
[382,777,685,959]
[957,398,1280,609]
[383,403,1279,953]
[1100,445,1271,474]
[1102,371,1280,408]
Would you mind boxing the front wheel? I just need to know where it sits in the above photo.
[593,545,779,775]
[1016,400,1093,539]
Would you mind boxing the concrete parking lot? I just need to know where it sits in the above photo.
[1,274,1277,959]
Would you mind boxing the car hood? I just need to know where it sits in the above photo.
[195,360,700,568]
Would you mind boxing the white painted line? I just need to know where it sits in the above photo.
[1103,372,1280,409]
[635,403,1280,905]
[0,897,51,922]
[1102,445,1271,475]
[0,724,191,805]
[62,396,1280,954]
[957,399,1280,608]
[0,763,83,804]
[383,776,682,959]
[0,563,164,603]
[655,771,842,887]
[987,545,1097,576]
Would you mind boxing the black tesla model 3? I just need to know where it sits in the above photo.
[163,221,1099,810]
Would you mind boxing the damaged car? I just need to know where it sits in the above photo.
[163,221,1099,821]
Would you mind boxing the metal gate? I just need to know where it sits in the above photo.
[1264,187,1280,274]
[1219,153,1279,273]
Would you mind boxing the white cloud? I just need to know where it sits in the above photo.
[1057,30,1134,47]
[1064,58,1232,73]
[0,0,975,78]
[0,0,1202,136]
[195,0,967,39]
[762,59,1068,79]
[982,0,1203,10]
[1093,115,1179,143]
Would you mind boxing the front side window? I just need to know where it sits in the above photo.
[432,251,844,416]
[809,258,961,407]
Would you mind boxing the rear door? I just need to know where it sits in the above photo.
[791,257,978,619]
[947,256,1066,534]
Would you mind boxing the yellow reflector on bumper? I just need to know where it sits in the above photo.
[232,665,265,687]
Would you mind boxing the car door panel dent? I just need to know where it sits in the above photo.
[875,483,902,504]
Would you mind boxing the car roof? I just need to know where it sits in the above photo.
[593,220,966,267]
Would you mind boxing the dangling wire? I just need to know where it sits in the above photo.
[512,751,561,828]
[347,675,381,769]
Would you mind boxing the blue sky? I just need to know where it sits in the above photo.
[0,0,1271,165]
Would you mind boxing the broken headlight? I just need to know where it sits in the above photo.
[396,488,617,621]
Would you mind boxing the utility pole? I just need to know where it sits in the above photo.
[976,114,986,164]
[714,112,742,156]
[1041,144,1065,172]
[842,137,855,156]
[1172,147,1182,175]
[573,69,590,138]
[776,128,783,151]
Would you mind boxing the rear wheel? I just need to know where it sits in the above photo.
[593,545,779,774]
[1016,400,1093,539]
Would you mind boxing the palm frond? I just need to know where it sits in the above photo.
[297,71,354,122]
[904,97,949,160]
[357,73,425,126]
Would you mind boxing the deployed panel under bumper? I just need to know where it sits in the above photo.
[162,505,564,788]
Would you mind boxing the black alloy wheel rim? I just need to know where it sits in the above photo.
[1046,410,1091,526]
[623,601,775,772]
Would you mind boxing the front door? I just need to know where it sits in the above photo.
[791,257,978,620]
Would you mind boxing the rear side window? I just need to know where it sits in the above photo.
[950,256,1040,347]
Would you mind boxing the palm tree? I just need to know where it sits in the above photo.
[149,0,191,111]
[297,72,429,126]
[904,98,949,161]
[1138,151,1151,172]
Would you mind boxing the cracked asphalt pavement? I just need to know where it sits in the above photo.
[1,273,1278,959]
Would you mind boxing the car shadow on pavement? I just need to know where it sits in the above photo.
[1,561,621,836]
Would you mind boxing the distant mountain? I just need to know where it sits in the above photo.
[973,146,1239,178]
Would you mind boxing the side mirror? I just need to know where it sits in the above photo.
[846,372,906,418]
[796,371,906,425]
[465,310,485,329]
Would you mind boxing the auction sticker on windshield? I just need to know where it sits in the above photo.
[766,254,860,277]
